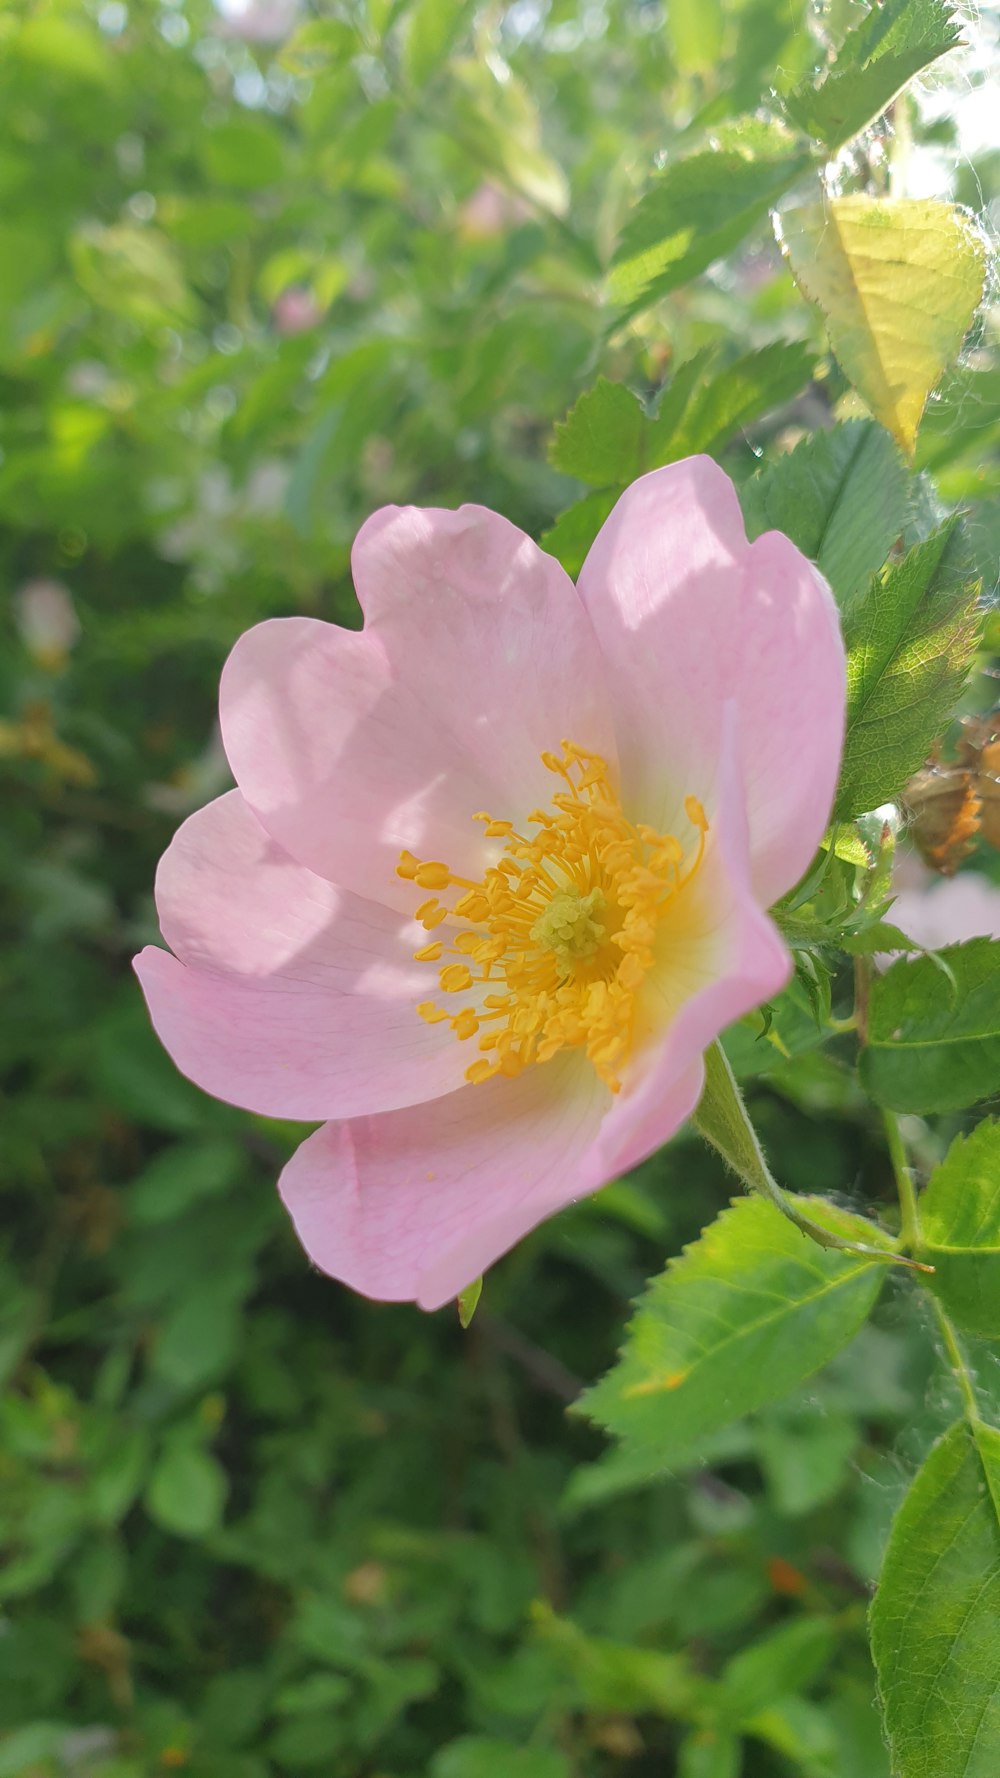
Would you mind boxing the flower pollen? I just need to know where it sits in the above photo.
[398,741,707,1093]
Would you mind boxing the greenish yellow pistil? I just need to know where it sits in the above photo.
[531,887,607,969]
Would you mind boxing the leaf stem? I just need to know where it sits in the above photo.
[880,1110,979,1425]
[882,1107,921,1250]
[929,1293,981,1426]
[694,1043,927,1270]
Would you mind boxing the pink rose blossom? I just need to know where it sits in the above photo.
[134,458,846,1308]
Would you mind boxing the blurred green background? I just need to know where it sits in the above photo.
[2,0,998,1773]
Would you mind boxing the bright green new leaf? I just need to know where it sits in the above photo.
[917,1120,1000,1336]
[665,0,724,75]
[540,488,618,576]
[740,420,909,613]
[582,1195,888,1465]
[871,1419,1000,1778]
[784,0,961,152]
[457,1275,483,1328]
[549,346,811,489]
[860,939,1000,1113]
[834,520,979,820]
[548,378,647,485]
[611,123,810,311]
[780,195,987,455]
[71,224,196,331]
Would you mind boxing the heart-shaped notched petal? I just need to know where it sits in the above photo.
[133,790,469,1120]
[578,458,846,908]
[220,504,616,908]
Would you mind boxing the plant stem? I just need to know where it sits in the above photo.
[695,1043,926,1269]
[929,1293,981,1426]
[882,1107,921,1250]
[881,1110,980,1426]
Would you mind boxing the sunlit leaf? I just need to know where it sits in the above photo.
[779,196,987,456]
[834,520,980,819]
[784,0,961,151]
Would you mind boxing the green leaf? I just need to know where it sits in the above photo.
[548,378,647,485]
[677,1729,741,1778]
[611,123,810,312]
[871,1419,1000,1778]
[664,0,724,75]
[740,420,910,613]
[431,1739,570,1778]
[130,1139,244,1225]
[834,520,979,820]
[917,1120,1000,1335]
[71,224,195,330]
[860,939,1000,1113]
[457,1276,483,1328]
[402,0,474,88]
[146,1440,228,1539]
[650,342,813,463]
[784,0,961,152]
[539,489,618,576]
[581,1195,887,1465]
[779,196,987,456]
[717,1617,836,1725]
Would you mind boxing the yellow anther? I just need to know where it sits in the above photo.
[414,861,451,890]
[401,740,708,1094]
[440,964,473,993]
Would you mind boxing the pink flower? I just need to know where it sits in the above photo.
[134,459,845,1308]
[890,864,1000,951]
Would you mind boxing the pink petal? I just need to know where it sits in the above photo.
[133,790,469,1119]
[278,1053,610,1310]
[220,505,616,906]
[596,703,791,1179]
[577,458,846,908]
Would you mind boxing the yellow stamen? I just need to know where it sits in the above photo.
[401,741,708,1092]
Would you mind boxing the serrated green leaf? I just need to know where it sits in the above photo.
[656,341,814,459]
[548,378,647,485]
[860,938,1000,1112]
[611,125,810,312]
[740,420,910,612]
[784,0,961,151]
[871,1419,1000,1778]
[834,521,979,819]
[539,488,618,576]
[581,1195,887,1465]
[917,1120,1000,1335]
[779,196,987,456]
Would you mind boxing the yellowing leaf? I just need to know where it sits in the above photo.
[779,196,986,456]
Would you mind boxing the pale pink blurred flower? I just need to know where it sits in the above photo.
[272,286,321,336]
[134,459,846,1308]
[891,867,1000,951]
[215,0,299,44]
[457,181,533,241]
[15,578,81,670]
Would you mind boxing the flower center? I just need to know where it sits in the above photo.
[397,740,708,1094]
